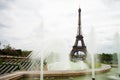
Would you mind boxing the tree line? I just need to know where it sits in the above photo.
[98,53,118,64]
[0,43,32,57]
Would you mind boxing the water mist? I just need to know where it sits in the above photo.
[114,32,120,77]
[87,27,97,80]
[40,53,44,80]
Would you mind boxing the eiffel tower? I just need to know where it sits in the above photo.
[70,8,87,62]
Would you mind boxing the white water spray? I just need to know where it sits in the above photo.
[87,27,97,80]
[107,32,120,79]
[91,53,95,80]
[114,32,120,76]
[40,53,43,80]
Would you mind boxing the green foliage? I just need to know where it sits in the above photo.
[112,53,118,64]
[98,53,118,64]
[0,61,2,65]
[21,50,32,57]
[0,43,32,57]
[95,63,101,68]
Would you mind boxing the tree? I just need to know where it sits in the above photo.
[98,53,113,64]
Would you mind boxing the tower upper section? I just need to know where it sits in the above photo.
[78,8,81,36]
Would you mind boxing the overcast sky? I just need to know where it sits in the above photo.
[0,0,120,53]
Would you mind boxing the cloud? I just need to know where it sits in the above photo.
[0,0,43,49]
[0,0,119,53]
[0,0,14,9]
[0,23,8,28]
[102,0,120,8]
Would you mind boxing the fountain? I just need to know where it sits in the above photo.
[0,8,112,80]
[108,32,120,80]
[87,27,97,80]
[40,54,43,80]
